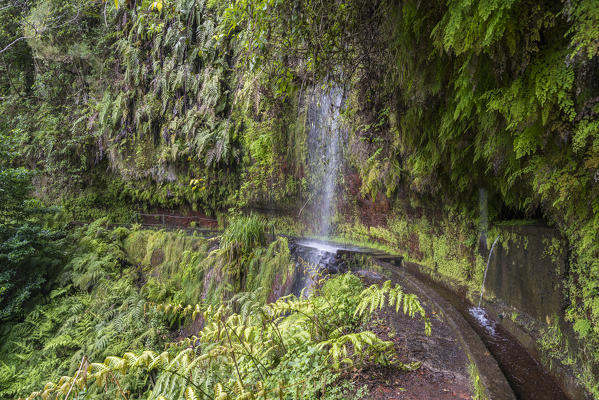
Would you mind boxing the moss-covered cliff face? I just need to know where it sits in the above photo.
[1,0,309,216]
[120,223,295,307]
[1,0,599,396]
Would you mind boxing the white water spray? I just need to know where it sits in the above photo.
[468,235,501,336]
[469,306,497,335]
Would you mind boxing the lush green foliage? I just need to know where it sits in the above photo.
[0,221,170,398]
[0,218,293,398]
[0,166,64,321]
[387,3,599,394]
[23,272,428,400]
[0,209,430,399]
[221,215,266,259]
[2,0,599,396]
[121,216,292,309]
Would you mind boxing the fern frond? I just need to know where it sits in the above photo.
[354,280,431,336]
[185,386,200,400]
[214,383,228,400]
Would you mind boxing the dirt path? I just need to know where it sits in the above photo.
[353,273,473,399]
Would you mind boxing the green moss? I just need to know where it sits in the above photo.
[468,362,487,400]
[120,216,296,307]
[336,212,484,297]
[122,230,151,264]
[121,229,213,305]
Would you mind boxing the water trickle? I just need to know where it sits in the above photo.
[306,85,344,237]
[478,235,500,308]
[468,306,497,335]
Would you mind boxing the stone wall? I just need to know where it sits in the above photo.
[485,224,567,322]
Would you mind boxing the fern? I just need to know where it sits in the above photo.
[317,330,396,369]
[23,272,431,400]
[355,280,431,336]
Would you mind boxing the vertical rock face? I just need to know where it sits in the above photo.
[288,239,340,297]
[287,238,360,296]
[485,224,567,321]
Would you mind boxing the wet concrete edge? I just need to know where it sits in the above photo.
[481,301,591,400]
[373,260,517,400]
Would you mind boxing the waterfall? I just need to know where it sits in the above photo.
[306,85,344,237]
[478,235,500,307]
[290,84,344,297]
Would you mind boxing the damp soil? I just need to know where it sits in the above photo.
[348,275,473,399]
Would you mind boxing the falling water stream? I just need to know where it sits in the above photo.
[307,85,343,237]
[478,235,501,307]
[290,85,345,296]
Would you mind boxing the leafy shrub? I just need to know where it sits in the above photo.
[0,221,169,398]
[221,215,267,259]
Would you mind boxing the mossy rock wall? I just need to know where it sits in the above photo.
[123,230,210,279]
[336,211,486,295]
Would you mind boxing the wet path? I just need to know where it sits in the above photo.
[401,262,570,400]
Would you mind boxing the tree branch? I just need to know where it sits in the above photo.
[0,36,31,55]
